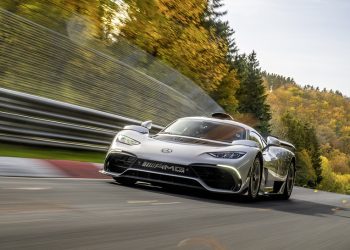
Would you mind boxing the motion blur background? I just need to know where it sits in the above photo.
[0,0,349,194]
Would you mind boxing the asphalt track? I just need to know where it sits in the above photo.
[1,177,350,250]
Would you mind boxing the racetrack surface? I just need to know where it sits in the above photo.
[0,177,349,250]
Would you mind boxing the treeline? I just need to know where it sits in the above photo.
[262,71,296,90]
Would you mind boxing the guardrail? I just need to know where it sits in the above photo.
[0,88,163,151]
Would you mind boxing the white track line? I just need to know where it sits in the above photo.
[151,202,182,205]
[3,187,52,190]
[127,200,159,204]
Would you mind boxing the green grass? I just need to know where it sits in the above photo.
[0,143,106,163]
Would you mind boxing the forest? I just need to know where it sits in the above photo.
[0,0,349,194]
[267,79,350,194]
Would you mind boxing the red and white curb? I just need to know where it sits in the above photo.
[0,157,109,179]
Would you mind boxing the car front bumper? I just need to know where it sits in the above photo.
[100,150,250,194]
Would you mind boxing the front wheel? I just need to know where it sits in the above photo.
[280,162,295,200]
[247,157,262,200]
[113,177,136,186]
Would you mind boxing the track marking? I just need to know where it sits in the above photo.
[256,208,272,212]
[151,202,182,205]
[0,219,50,224]
[127,200,158,204]
[331,207,342,212]
[177,237,227,250]
[4,187,51,190]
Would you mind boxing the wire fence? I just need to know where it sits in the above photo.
[0,7,223,128]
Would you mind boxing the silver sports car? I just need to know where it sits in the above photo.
[100,114,296,200]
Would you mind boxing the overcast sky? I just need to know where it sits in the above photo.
[223,0,350,97]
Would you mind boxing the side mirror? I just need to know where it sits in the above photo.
[141,120,152,130]
[267,136,280,146]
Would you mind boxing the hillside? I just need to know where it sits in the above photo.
[265,75,350,193]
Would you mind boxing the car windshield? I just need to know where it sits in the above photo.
[160,119,246,143]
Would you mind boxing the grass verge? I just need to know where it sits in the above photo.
[0,143,105,163]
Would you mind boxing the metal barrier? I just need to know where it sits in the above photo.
[0,88,163,151]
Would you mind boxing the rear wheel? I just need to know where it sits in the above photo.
[113,177,136,185]
[280,162,295,200]
[247,157,262,200]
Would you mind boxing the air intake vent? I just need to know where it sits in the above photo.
[191,165,236,190]
[105,153,137,174]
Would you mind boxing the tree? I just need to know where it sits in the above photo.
[203,0,237,60]
[10,0,105,37]
[234,52,271,135]
[159,25,229,92]
[318,157,349,194]
[296,149,317,186]
[0,0,21,12]
[210,69,240,113]
[305,124,322,183]
[279,112,322,186]
[120,0,229,93]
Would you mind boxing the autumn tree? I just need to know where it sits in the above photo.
[202,0,239,113]
[296,149,317,186]
[210,69,240,113]
[120,0,229,93]
[318,157,350,194]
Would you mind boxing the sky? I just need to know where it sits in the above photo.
[223,0,350,97]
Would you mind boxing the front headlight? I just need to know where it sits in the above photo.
[208,151,246,159]
[116,134,140,145]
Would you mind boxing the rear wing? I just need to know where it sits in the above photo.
[279,140,296,152]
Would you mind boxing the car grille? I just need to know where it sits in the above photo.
[105,153,137,174]
[123,170,203,189]
[191,165,236,190]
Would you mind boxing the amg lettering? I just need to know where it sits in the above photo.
[141,162,185,174]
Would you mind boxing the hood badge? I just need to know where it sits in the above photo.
[161,148,173,153]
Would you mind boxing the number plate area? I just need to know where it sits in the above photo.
[133,159,196,177]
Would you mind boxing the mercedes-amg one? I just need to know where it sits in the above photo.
[100,114,296,200]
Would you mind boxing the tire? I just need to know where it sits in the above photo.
[113,177,136,186]
[280,162,295,200]
[247,157,262,200]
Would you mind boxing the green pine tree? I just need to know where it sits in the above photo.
[234,51,271,135]
[203,0,237,61]
[280,112,322,186]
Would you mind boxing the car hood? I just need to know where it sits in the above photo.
[152,134,231,147]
